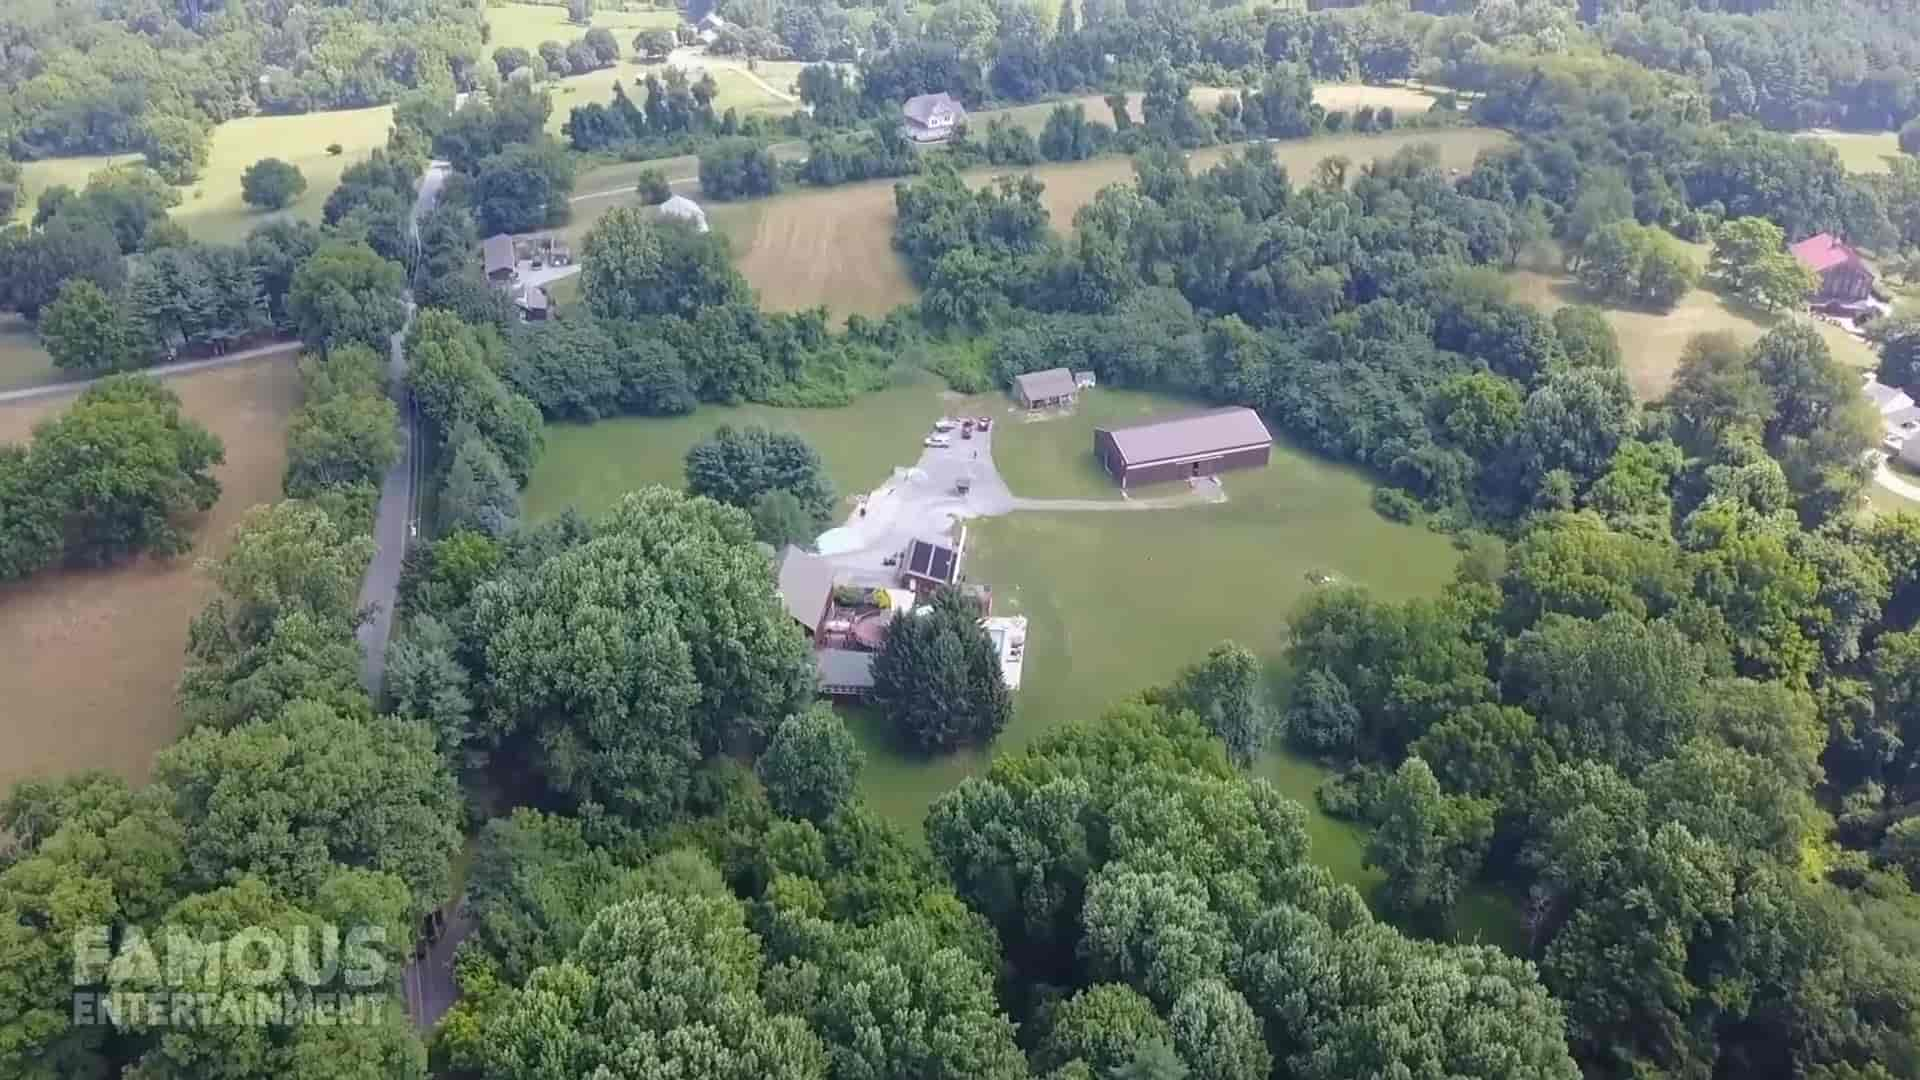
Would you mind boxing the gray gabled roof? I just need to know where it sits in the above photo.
[1014,367,1077,402]
[1102,407,1273,467]
[903,92,963,124]
[483,234,515,275]
[1866,380,1912,410]
[777,545,835,632]
[816,648,875,690]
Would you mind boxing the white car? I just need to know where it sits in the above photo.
[932,419,957,432]
[925,435,952,448]
[1884,433,1907,453]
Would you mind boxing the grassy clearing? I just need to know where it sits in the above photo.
[990,390,1186,500]
[484,2,678,54]
[0,315,58,394]
[1802,129,1905,174]
[712,126,1509,318]
[16,106,395,245]
[1505,258,1879,401]
[0,351,302,791]
[522,369,953,521]
[545,65,794,138]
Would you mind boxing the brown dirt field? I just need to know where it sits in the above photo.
[721,127,1510,318]
[0,351,302,791]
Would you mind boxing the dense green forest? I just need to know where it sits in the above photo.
[9,0,1920,1078]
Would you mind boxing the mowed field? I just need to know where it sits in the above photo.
[523,369,954,520]
[709,126,1509,318]
[16,106,395,245]
[0,354,301,790]
[0,315,59,394]
[1802,129,1905,174]
[1505,260,1880,401]
[544,64,795,138]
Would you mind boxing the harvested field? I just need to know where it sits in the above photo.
[717,126,1509,317]
[0,352,302,789]
[1311,82,1441,115]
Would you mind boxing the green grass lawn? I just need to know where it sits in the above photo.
[990,390,1221,500]
[546,64,793,138]
[485,2,679,54]
[16,106,394,245]
[522,369,952,520]
[1802,129,1905,174]
[0,314,59,394]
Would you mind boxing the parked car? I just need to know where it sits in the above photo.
[1884,433,1907,453]
[925,435,952,448]
[975,416,992,430]
[932,419,957,432]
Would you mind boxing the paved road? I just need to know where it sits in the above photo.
[353,160,446,697]
[1877,459,1920,502]
[402,906,472,1030]
[0,339,303,405]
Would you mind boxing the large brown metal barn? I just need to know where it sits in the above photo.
[1095,407,1274,489]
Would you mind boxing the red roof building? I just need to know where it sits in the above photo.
[1790,233,1875,302]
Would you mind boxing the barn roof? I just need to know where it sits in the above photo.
[1013,367,1077,402]
[905,538,960,585]
[776,545,835,632]
[1102,407,1273,467]
[1791,233,1869,275]
[903,92,963,123]
[483,233,515,275]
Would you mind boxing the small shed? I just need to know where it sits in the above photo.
[816,648,875,697]
[1095,406,1274,489]
[483,234,517,282]
[518,286,550,321]
[776,545,835,636]
[661,193,709,233]
[1013,367,1078,410]
[902,92,965,143]
[902,531,964,592]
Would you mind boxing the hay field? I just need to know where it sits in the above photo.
[716,126,1509,318]
[1311,82,1440,114]
[16,106,394,245]
[0,352,301,790]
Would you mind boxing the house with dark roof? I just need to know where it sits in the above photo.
[517,286,550,321]
[776,545,836,636]
[1095,406,1274,489]
[902,532,964,592]
[483,234,517,283]
[815,648,875,697]
[1013,367,1078,410]
[902,92,965,143]
[1791,233,1875,302]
